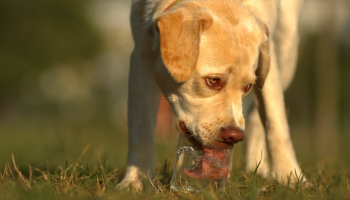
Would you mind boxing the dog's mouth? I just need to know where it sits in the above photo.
[178,121,204,150]
[178,121,232,179]
[178,121,235,150]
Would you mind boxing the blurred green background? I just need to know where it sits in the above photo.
[0,0,349,174]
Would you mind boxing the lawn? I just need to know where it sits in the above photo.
[0,117,349,199]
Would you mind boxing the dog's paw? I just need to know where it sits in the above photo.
[116,179,143,192]
[271,166,309,187]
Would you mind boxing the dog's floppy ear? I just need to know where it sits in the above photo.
[255,23,270,89]
[157,9,212,82]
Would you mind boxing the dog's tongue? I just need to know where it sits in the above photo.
[184,148,230,179]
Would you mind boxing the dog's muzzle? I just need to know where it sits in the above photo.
[178,121,244,149]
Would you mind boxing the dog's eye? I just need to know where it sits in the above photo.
[207,77,219,85]
[243,84,253,93]
[205,77,223,90]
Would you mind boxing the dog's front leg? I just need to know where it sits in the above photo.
[245,105,270,177]
[255,42,303,184]
[116,46,160,191]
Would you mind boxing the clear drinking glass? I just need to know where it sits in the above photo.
[170,133,233,193]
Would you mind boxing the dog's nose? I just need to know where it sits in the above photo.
[219,126,245,144]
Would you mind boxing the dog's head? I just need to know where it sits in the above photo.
[150,0,270,149]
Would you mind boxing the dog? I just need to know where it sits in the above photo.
[117,0,305,190]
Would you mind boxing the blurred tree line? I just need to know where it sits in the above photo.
[287,0,350,160]
[0,0,103,113]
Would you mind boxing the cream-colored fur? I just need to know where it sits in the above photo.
[117,0,305,191]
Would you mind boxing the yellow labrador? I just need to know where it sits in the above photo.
[117,0,304,190]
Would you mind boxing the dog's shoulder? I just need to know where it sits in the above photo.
[143,0,278,31]
[242,0,280,32]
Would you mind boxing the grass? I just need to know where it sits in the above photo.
[1,117,349,199]
[1,149,349,200]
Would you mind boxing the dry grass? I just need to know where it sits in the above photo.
[1,147,349,200]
